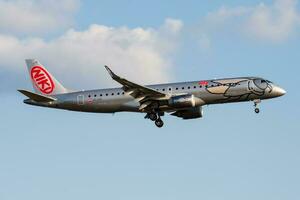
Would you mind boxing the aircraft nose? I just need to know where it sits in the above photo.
[272,86,286,97]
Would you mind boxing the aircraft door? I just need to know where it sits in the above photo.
[77,95,84,105]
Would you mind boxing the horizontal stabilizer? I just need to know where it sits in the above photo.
[18,89,56,102]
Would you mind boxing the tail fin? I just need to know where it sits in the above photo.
[25,59,68,95]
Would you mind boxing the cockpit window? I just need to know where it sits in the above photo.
[256,79,272,84]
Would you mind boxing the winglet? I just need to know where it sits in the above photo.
[104,65,166,98]
[104,65,119,79]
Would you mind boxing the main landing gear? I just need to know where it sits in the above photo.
[145,111,164,128]
[148,112,157,121]
[253,99,261,114]
[155,118,164,128]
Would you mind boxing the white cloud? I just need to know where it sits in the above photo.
[0,19,183,90]
[0,0,80,35]
[161,18,184,34]
[200,0,300,44]
[246,0,300,41]
[206,6,250,24]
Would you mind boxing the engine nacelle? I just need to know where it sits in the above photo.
[171,107,204,119]
[168,94,204,108]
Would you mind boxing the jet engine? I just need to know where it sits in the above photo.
[168,94,204,108]
[171,106,204,119]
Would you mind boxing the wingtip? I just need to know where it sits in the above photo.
[17,89,25,93]
[104,65,115,78]
[104,65,110,72]
[105,65,112,69]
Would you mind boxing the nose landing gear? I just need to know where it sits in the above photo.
[253,99,261,114]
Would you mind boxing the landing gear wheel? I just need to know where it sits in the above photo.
[253,99,261,114]
[155,118,164,128]
[149,113,158,121]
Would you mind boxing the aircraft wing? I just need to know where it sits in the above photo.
[105,66,167,111]
[105,66,166,98]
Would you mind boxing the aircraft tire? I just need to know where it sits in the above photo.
[155,118,164,128]
[149,113,158,121]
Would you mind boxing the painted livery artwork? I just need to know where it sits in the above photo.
[204,78,273,103]
[30,66,55,94]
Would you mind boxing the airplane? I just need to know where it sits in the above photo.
[18,59,286,128]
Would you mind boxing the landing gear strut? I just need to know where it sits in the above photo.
[253,99,261,114]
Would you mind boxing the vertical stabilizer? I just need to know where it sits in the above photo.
[25,59,68,95]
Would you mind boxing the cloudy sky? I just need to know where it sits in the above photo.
[0,0,299,200]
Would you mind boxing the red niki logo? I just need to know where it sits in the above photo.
[199,80,209,86]
[30,66,55,94]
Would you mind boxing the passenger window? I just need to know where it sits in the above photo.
[88,95,91,98]
[194,86,196,89]
[176,88,178,90]
[122,92,125,95]
[162,88,165,91]
[106,94,108,96]
[94,94,97,97]
[100,94,102,96]
[117,92,120,95]
[169,88,171,91]
[182,87,184,90]
[188,86,190,89]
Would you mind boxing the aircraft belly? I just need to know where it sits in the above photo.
[84,98,132,113]
[58,96,130,113]
[119,101,140,112]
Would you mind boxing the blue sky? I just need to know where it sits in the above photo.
[0,0,299,200]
